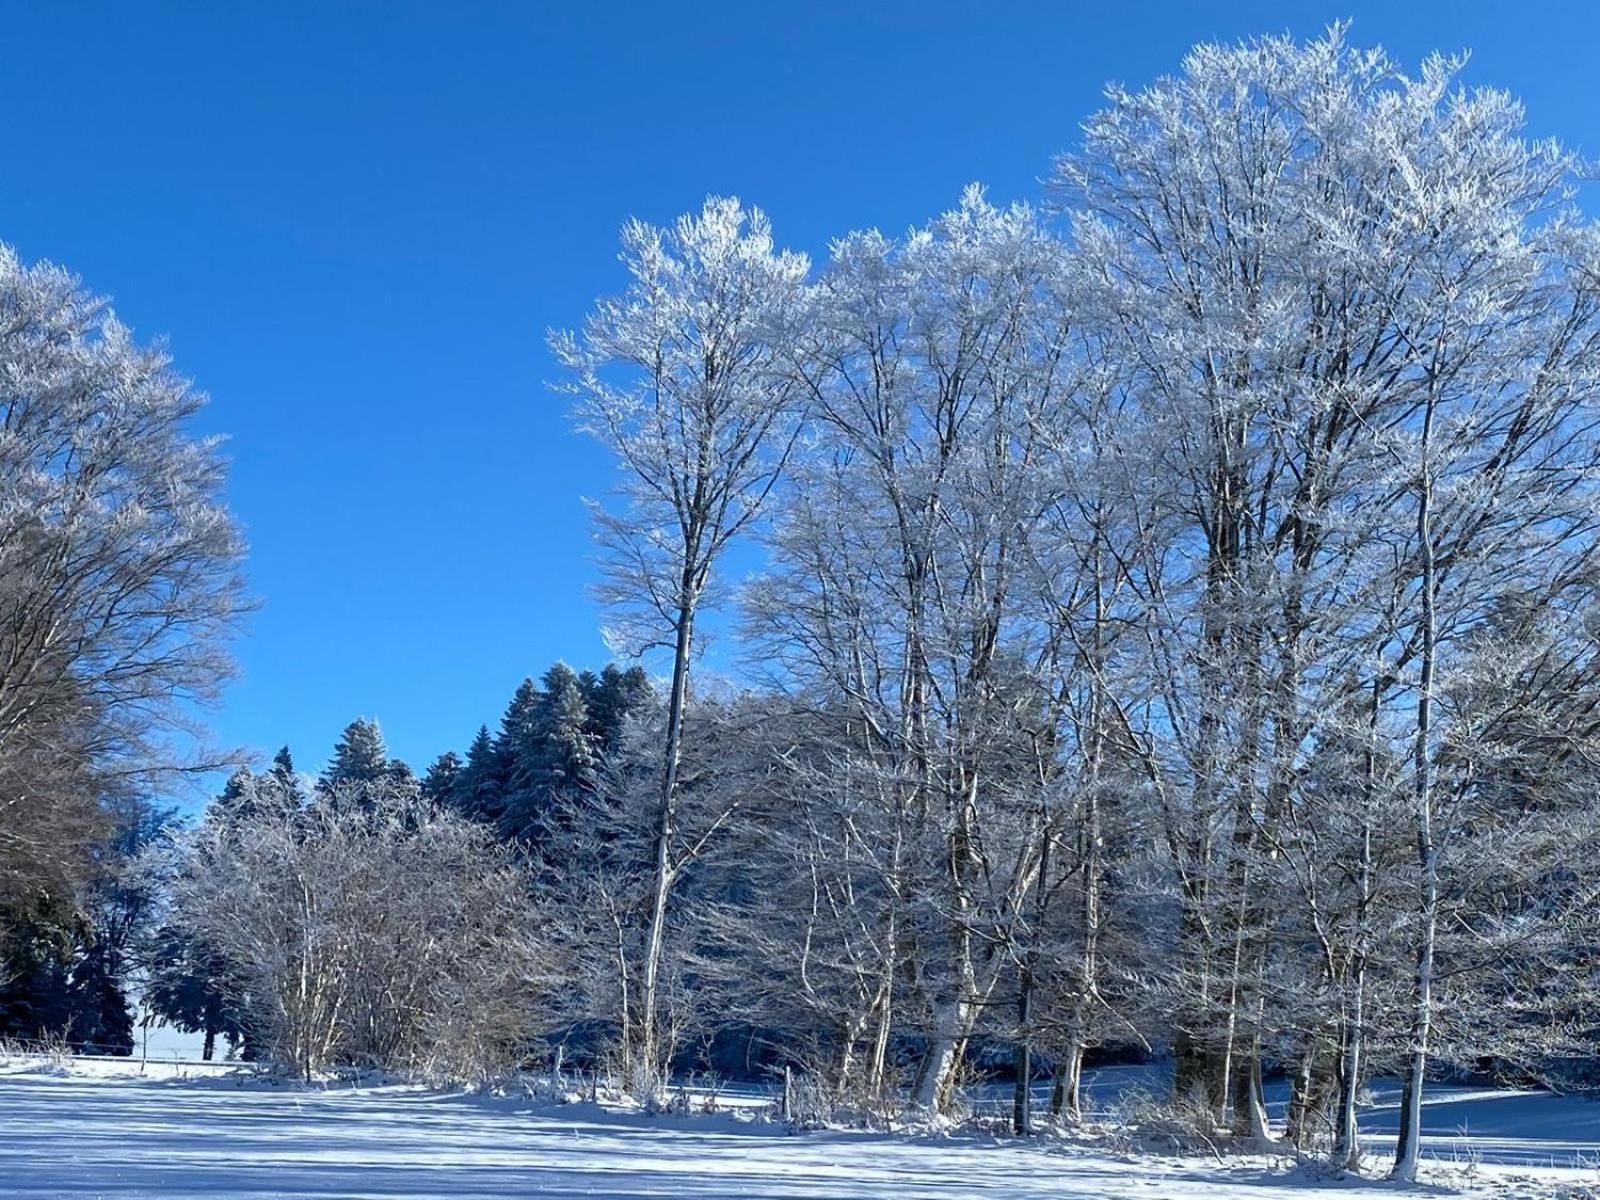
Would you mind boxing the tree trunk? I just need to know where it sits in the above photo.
[1393,394,1439,1184]
[1332,981,1365,1170]
[202,1027,215,1062]
[866,931,896,1099]
[1229,1036,1270,1141]
[638,587,697,1095]
[1333,816,1372,1171]
[1013,963,1033,1135]
[914,770,981,1112]
[1288,1045,1337,1151]
[1056,1038,1086,1121]
[912,1023,959,1110]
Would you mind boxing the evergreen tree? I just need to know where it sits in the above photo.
[502,663,598,841]
[320,719,390,791]
[493,679,540,778]
[421,751,463,805]
[449,725,504,824]
[536,662,599,794]
[318,718,414,803]
[0,899,79,1047]
[267,745,306,808]
[582,664,653,755]
[491,678,543,838]
[70,940,134,1055]
[144,925,246,1061]
[211,766,264,825]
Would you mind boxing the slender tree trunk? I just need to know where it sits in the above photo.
[866,887,898,1100]
[1333,968,1366,1169]
[1013,963,1033,1135]
[1063,596,1104,1124]
[913,771,980,1111]
[638,584,697,1094]
[1229,1030,1270,1141]
[835,1017,862,1094]
[1286,1043,1316,1148]
[202,1027,215,1062]
[1393,396,1439,1184]
[1333,815,1372,1171]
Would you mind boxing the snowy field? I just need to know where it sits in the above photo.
[2,1056,1595,1199]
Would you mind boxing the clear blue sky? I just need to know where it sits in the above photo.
[3,1,1595,781]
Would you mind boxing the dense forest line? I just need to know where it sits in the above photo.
[4,30,1600,1182]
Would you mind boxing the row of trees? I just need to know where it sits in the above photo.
[421,662,651,839]
[547,30,1600,1179]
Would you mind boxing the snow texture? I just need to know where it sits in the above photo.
[2,1056,1594,1199]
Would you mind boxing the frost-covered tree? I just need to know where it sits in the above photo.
[500,663,596,842]
[449,724,502,822]
[1050,27,1600,1172]
[553,197,810,1091]
[747,187,1076,1111]
[0,245,244,976]
[530,26,1600,1170]
[164,784,544,1083]
[581,663,653,756]
[319,719,412,800]
[267,746,304,807]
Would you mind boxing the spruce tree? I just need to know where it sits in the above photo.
[269,745,305,799]
[583,663,653,755]
[502,663,597,841]
[421,751,463,805]
[449,724,504,824]
[319,718,414,803]
[320,719,390,791]
[211,766,262,825]
[536,662,598,794]
[493,679,540,778]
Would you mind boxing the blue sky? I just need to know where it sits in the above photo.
[3,1,1595,782]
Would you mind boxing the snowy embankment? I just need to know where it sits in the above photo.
[1,1056,1594,1199]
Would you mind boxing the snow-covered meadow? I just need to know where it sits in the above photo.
[4,1056,1594,1199]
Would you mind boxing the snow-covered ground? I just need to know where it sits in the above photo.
[2,1055,1594,1198]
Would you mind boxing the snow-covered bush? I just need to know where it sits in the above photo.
[161,786,545,1083]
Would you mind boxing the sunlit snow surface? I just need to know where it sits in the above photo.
[3,1056,1595,1198]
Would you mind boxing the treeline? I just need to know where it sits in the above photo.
[418,662,650,838]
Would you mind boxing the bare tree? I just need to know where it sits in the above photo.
[0,244,245,970]
[552,198,808,1092]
